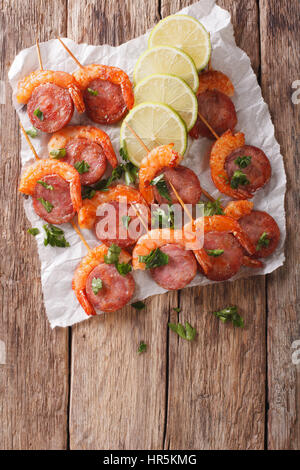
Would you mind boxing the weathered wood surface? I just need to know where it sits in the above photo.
[0,0,299,450]
[0,0,69,450]
[260,0,300,450]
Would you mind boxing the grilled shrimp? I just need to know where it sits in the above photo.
[197,70,235,96]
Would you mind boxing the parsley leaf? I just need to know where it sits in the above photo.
[150,174,172,202]
[87,87,98,96]
[139,248,169,269]
[104,244,122,265]
[37,198,53,213]
[43,224,70,248]
[93,164,125,191]
[213,306,244,328]
[122,215,131,229]
[116,262,132,276]
[26,127,38,138]
[198,198,224,216]
[138,341,147,354]
[37,180,53,190]
[92,277,102,294]
[50,148,66,159]
[256,232,270,251]
[120,146,129,161]
[132,301,146,310]
[81,186,96,199]
[152,206,175,229]
[168,321,196,341]
[33,107,44,120]
[74,160,90,174]
[173,307,182,313]
[27,227,40,236]
[206,249,224,257]
[234,155,252,168]
[230,170,250,189]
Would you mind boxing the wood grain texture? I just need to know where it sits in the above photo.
[67,0,178,450]
[161,0,265,450]
[260,0,300,450]
[0,0,69,449]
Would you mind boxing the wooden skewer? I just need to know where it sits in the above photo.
[197,111,219,140]
[36,36,43,70]
[57,37,84,69]
[129,203,148,232]
[124,121,150,154]
[70,220,91,251]
[168,181,194,224]
[19,121,40,160]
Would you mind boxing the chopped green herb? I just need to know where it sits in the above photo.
[122,215,131,229]
[234,155,252,168]
[93,164,125,191]
[198,198,224,216]
[124,161,138,185]
[139,247,169,270]
[230,170,250,189]
[206,249,224,257]
[26,127,38,138]
[218,174,229,184]
[150,173,172,202]
[152,206,175,229]
[43,224,70,248]
[168,321,196,341]
[92,277,102,294]
[116,262,132,276]
[37,197,53,213]
[33,107,44,120]
[74,160,90,174]
[132,301,146,310]
[27,227,40,236]
[50,148,66,159]
[81,186,96,199]
[120,146,129,161]
[138,341,147,354]
[37,180,53,190]
[173,307,182,313]
[256,231,270,251]
[213,306,244,328]
[104,243,122,265]
[87,87,99,96]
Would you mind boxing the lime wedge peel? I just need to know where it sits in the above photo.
[134,73,198,131]
[120,102,187,167]
[133,45,199,93]
[148,14,211,71]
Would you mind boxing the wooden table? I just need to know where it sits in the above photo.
[0,0,299,450]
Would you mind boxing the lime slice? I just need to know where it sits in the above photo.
[134,74,198,131]
[133,46,199,93]
[120,102,187,167]
[148,14,211,71]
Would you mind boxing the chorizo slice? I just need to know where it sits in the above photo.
[150,244,197,290]
[189,89,237,140]
[153,165,202,205]
[32,174,75,224]
[238,210,280,258]
[85,263,135,312]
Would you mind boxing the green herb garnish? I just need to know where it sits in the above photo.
[116,262,132,276]
[138,341,147,354]
[213,306,244,328]
[198,198,224,216]
[26,127,38,138]
[81,186,96,199]
[37,180,53,190]
[150,174,172,202]
[50,148,66,159]
[206,249,224,257]
[256,232,270,251]
[139,247,169,270]
[27,227,40,236]
[122,215,131,229]
[173,307,182,313]
[33,107,44,120]
[87,88,98,96]
[230,170,250,189]
[234,155,252,168]
[152,206,175,229]
[104,243,122,265]
[43,224,70,248]
[168,321,196,341]
[132,301,146,310]
[92,277,102,294]
[74,160,90,174]
[37,198,53,213]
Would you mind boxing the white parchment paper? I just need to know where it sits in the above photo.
[8,0,286,328]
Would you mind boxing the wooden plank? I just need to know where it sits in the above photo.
[67,0,177,450]
[260,0,300,450]
[0,0,69,449]
[161,0,266,449]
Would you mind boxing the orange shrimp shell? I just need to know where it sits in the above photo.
[197,70,235,97]
[224,200,254,220]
